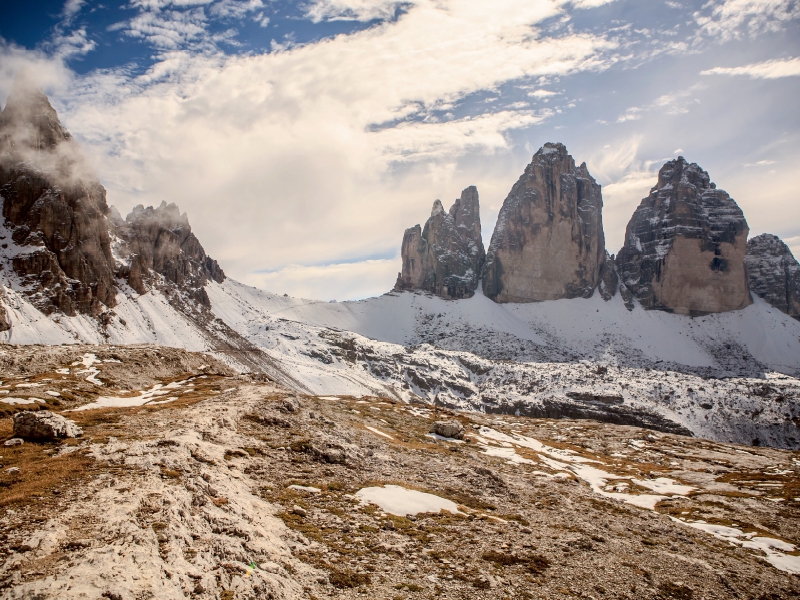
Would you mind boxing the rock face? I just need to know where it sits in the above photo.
[110,202,224,305]
[394,186,485,299]
[13,410,83,440]
[597,251,618,301]
[745,233,800,320]
[482,143,605,303]
[0,71,117,316]
[616,157,751,315]
[0,72,225,326]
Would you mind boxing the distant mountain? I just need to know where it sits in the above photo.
[617,157,751,315]
[1,76,799,449]
[745,233,800,321]
[483,142,605,303]
[394,185,484,299]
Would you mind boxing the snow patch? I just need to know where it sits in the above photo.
[356,485,462,516]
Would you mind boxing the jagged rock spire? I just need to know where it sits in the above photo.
[394,185,485,299]
[0,71,116,315]
[745,233,800,320]
[616,157,751,315]
[482,142,605,302]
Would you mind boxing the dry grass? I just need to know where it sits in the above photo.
[0,421,93,508]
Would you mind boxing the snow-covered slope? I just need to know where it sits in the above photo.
[209,278,800,377]
[3,259,800,447]
[201,279,800,448]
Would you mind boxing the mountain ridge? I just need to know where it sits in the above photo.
[1,76,800,449]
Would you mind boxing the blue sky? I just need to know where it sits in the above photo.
[1,0,799,300]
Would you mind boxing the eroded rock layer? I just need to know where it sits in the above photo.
[616,157,751,315]
[0,72,116,316]
[394,185,485,299]
[745,233,800,320]
[482,143,605,303]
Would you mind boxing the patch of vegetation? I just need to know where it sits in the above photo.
[328,568,371,589]
[480,551,551,575]
[395,582,423,592]
[657,582,694,599]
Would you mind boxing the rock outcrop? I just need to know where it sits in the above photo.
[13,410,83,440]
[745,233,800,320]
[110,202,224,305]
[0,71,116,316]
[0,72,226,325]
[482,143,605,303]
[394,186,484,299]
[616,157,751,315]
[597,251,618,301]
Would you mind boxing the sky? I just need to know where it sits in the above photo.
[0,0,798,301]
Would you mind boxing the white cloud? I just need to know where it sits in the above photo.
[210,0,266,19]
[588,134,641,183]
[568,0,617,7]
[304,0,411,22]
[130,0,214,9]
[246,259,401,301]
[616,86,701,123]
[28,0,616,297]
[528,89,559,97]
[695,0,800,40]
[701,57,800,79]
[62,0,86,20]
[52,27,97,59]
[122,8,210,50]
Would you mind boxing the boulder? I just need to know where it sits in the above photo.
[616,157,751,315]
[482,143,605,302]
[744,233,800,320]
[430,420,465,440]
[394,186,485,299]
[13,410,83,441]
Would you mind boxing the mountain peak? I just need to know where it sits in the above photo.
[0,70,70,152]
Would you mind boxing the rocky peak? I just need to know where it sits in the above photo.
[744,233,800,320]
[616,157,751,315]
[111,201,224,304]
[0,70,71,153]
[482,142,605,302]
[0,72,116,316]
[394,186,485,299]
[449,185,484,266]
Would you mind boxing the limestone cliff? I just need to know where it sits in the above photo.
[0,71,116,316]
[482,143,605,303]
[616,157,751,315]
[745,233,800,320]
[394,186,484,299]
[110,202,224,306]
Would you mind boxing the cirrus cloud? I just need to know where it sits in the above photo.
[701,56,800,78]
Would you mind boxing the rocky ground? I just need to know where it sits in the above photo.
[0,345,799,600]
